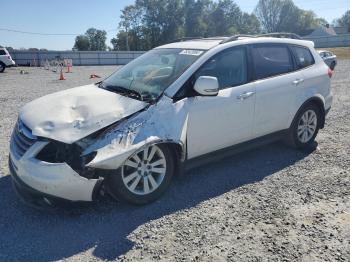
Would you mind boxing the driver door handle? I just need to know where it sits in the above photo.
[237,91,255,100]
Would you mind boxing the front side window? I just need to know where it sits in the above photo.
[194,47,248,89]
[252,45,293,80]
[292,46,315,69]
[101,48,204,102]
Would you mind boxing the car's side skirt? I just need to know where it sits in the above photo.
[183,129,288,172]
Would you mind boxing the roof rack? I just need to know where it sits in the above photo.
[172,37,203,42]
[220,34,256,44]
[220,32,302,44]
[258,32,302,39]
[172,36,229,43]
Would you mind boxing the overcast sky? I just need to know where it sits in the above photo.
[0,0,348,50]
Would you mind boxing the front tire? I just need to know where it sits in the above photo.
[0,62,5,73]
[286,103,321,150]
[106,144,175,205]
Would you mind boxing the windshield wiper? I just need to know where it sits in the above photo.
[99,83,144,101]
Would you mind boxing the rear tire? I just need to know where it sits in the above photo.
[106,144,175,205]
[0,62,5,73]
[286,103,321,150]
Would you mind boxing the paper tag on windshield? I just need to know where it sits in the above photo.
[180,50,204,56]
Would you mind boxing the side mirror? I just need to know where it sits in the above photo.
[193,76,219,96]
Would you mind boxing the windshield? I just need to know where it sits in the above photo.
[100,48,204,102]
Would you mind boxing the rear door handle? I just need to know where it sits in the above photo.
[292,78,304,85]
[237,91,255,100]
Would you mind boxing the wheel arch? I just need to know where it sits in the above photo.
[290,96,326,130]
[155,140,186,177]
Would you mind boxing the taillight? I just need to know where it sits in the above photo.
[328,68,333,78]
[7,55,11,60]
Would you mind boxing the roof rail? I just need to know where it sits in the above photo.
[172,37,203,42]
[220,34,255,44]
[258,32,302,39]
[220,32,302,44]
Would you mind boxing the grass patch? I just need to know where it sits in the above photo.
[317,47,350,59]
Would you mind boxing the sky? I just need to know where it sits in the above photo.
[0,0,349,50]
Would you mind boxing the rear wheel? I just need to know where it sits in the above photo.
[106,144,175,205]
[286,103,321,150]
[0,62,5,73]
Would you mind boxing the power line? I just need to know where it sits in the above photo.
[0,28,118,36]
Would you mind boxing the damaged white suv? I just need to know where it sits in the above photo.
[9,35,333,207]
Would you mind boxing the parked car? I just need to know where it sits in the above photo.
[0,48,15,72]
[318,50,337,70]
[9,35,333,207]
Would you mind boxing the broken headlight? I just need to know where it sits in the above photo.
[36,141,97,179]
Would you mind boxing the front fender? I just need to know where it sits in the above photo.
[85,96,189,170]
[87,138,185,170]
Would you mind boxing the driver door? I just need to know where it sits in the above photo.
[186,46,256,159]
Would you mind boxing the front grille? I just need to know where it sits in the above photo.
[10,119,37,159]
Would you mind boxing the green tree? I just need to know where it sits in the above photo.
[255,0,326,34]
[239,13,261,34]
[73,28,107,51]
[335,10,350,32]
[113,0,185,50]
[73,35,90,51]
[119,5,145,50]
[6,46,15,52]
[137,0,184,46]
[255,0,295,33]
[207,0,261,36]
[86,28,107,51]
[297,10,327,35]
[111,0,264,51]
[207,0,241,36]
[184,0,210,37]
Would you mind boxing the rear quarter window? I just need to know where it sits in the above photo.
[292,46,315,69]
[0,50,6,55]
[252,45,293,80]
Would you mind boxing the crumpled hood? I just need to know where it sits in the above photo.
[19,84,148,144]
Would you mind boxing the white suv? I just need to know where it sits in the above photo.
[0,48,15,72]
[9,35,333,207]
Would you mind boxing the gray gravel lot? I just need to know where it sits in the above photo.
[0,63,349,261]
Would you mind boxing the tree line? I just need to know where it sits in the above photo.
[72,0,349,51]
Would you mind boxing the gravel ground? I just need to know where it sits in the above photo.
[0,63,349,261]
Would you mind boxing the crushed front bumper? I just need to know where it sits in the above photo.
[9,141,102,205]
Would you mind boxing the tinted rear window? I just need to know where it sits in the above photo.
[0,50,6,55]
[252,45,293,80]
[292,46,315,69]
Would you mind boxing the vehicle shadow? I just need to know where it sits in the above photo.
[0,142,315,261]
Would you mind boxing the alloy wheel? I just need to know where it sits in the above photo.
[297,110,317,143]
[121,144,167,195]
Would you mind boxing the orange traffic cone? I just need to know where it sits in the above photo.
[66,65,72,73]
[59,68,65,80]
